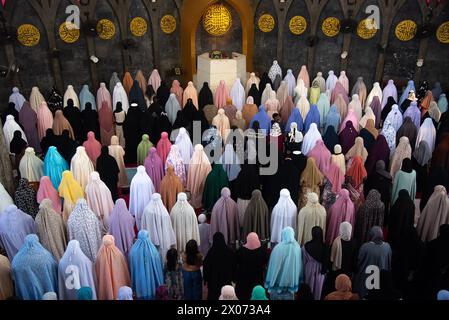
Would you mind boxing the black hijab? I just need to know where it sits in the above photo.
[2,102,20,125]
[203,232,235,300]
[258,72,272,96]
[198,82,214,110]
[304,226,329,273]
[147,98,163,116]
[323,125,339,153]
[40,128,58,156]
[129,80,147,112]
[388,189,416,250]
[46,86,63,114]
[151,112,172,145]
[172,110,188,131]
[9,130,27,155]
[156,81,170,107]
[234,164,260,200]
[401,158,413,173]
[123,103,143,164]
[365,270,401,300]
[81,102,100,141]
[96,146,120,200]
[420,165,449,211]
[358,128,376,152]
[63,99,83,142]
[56,129,78,164]
[381,97,397,121]
[248,84,261,107]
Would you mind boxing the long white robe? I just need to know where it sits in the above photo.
[129,166,155,229]
[0,182,14,214]
[63,85,80,108]
[301,123,322,155]
[230,78,245,111]
[29,87,45,113]
[366,82,383,109]
[70,146,94,191]
[170,193,200,251]
[174,128,193,171]
[113,82,130,113]
[19,147,44,183]
[9,87,26,112]
[416,118,436,153]
[3,115,27,153]
[270,189,298,244]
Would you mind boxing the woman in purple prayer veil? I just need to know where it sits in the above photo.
[18,102,41,153]
[370,96,382,128]
[108,199,136,257]
[381,80,398,108]
[144,147,165,193]
[403,101,421,130]
[365,135,391,175]
[339,121,358,154]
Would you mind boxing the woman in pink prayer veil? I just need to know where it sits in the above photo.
[83,131,102,167]
[183,81,198,109]
[148,69,162,92]
[108,199,136,257]
[215,80,229,109]
[99,101,115,146]
[308,140,332,174]
[340,108,359,133]
[36,176,62,213]
[156,132,172,164]
[170,80,184,107]
[97,82,112,111]
[210,187,240,246]
[37,101,53,141]
[144,147,165,193]
[326,189,355,245]
[297,65,310,89]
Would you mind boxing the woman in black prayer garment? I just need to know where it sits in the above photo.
[416,224,449,299]
[258,72,273,98]
[323,126,339,153]
[46,86,64,114]
[123,103,142,164]
[56,129,78,164]
[172,110,188,132]
[358,126,376,152]
[234,163,261,204]
[234,234,268,300]
[1,102,20,125]
[129,80,147,112]
[63,99,83,143]
[147,96,163,116]
[40,128,58,156]
[181,99,199,137]
[262,153,301,209]
[396,117,417,150]
[96,146,120,200]
[81,102,101,141]
[203,232,235,300]
[151,111,172,146]
[363,160,392,223]
[9,130,28,168]
[198,82,214,110]
[156,81,170,107]
[381,96,397,122]
[437,111,449,144]
[248,83,261,107]
[365,270,402,300]
[141,103,156,138]
[388,189,423,295]
[419,165,449,211]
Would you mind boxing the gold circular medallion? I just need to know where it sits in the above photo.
[289,16,307,35]
[322,17,340,37]
[130,17,147,37]
[59,21,80,44]
[160,15,177,34]
[395,20,417,41]
[17,24,40,47]
[203,4,232,36]
[258,14,275,33]
[436,21,449,44]
[96,19,116,40]
[357,18,378,39]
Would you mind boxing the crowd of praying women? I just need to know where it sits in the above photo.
[1,62,449,301]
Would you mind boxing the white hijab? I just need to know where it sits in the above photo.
[64,85,80,108]
[385,104,403,132]
[141,193,176,251]
[70,146,94,191]
[261,84,274,105]
[174,127,193,170]
[246,72,260,93]
[113,82,129,113]
[270,189,298,244]
[294,79,308,103]
[326,70,338,92]
[301,123,322,155]
[366,82,383,108]
[230,78,245,110]
[9,87,26,112]
[165,93,181,125]
[268,60,282,83]
[170,192,200,251]
[129,166,155,229]
[284,69,297,97]
[297,95,310,121]
[3,115,27,153]
[0,182,14,214]
[416,118,436,153]
[19,147,44,183]
[29,87,45,113]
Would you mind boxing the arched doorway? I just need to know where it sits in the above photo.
[180,0,254,83]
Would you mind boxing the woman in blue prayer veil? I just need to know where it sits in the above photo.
[304,104,321,133]
[285,108,303,134]
[324,105,341,133]
[398,80,415,107]
[11,234,58,300]
[249,106,271,134]
[43,146,69,189]
[265,227,303,300]
[79,84,97,111]
[129,230,164,300]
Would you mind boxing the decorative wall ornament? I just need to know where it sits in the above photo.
[357,18,378,39]
[160,14,177,34]
[17,24,40,47]
[436,21,449,44]
[130,17,148,37]
[96,19,116,40]
[258,14,275,33]
[395,20,417,41]
[322,17,340,37]
[59,21,80,44]
[289,16,307,35]
[203,4,232,36]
